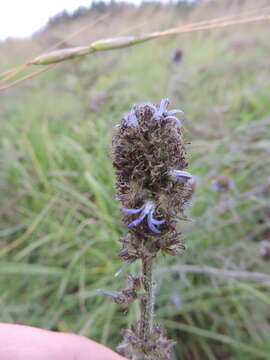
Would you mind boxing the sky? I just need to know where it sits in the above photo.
[0,0,171,40]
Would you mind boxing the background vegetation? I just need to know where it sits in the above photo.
[1,1,270,359]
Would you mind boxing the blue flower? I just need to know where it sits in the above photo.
[212,180,234,193]
[123,105,138,126]
[211,174,234,194]
[153,98,184,127]
[121,201,165,234]
[170,170,193,183]
[182,201,191,209]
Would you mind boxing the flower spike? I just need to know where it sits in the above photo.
[112,99,194,359]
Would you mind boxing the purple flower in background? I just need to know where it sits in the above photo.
[121,201,165,234]
[169,295,182,308]
[153,98,184,127]
[170,170,193,183]
[172,49,183,65]
[212,174,234,194]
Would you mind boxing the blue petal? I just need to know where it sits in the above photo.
[151,218,165,225]
[165,115,183,126]
[170,170,192,182]
[128,211,146,228]
[121,207,143,214]
[147,213,163,234]
[182,201,191,209]
[167,109,184,115]
[153,98,169,119]
[159,98,169,113]
[147,219,161,234]
[153,111,161,119]
[124,105,138,126]
[177,176,188,182]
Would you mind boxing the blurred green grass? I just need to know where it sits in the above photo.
[1,2,270,359]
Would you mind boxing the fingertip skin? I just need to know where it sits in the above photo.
[0,323,126,360]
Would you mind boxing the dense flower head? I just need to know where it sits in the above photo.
[112,99,194,259]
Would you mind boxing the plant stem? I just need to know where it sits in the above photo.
[140,256,154,341]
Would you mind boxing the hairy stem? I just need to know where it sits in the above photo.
[140,256,154,341]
